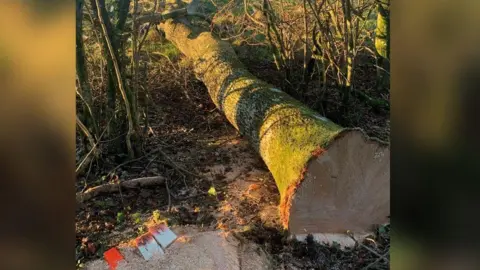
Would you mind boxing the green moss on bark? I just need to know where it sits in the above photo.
[159,17,344,218]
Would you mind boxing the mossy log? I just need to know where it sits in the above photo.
[157,14,390,236]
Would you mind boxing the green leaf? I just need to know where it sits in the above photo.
[132,212,141,224]
[116,212,125,223]
[153,210,161,223]
[255,34,266,42]
[208,186,217,196]
[94,200,106,208]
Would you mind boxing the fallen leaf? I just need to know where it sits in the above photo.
[246,184,260,193]
[220,203,232,212]
[237,218,247,225]
[152,210,162,222]
[87,243,96,254]
[217,222,228,231]
[208,186,217,196]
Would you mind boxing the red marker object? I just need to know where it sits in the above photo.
[103,247,125,270]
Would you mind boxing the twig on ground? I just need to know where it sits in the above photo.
[151,52,180,73]
[346,231,389,263]
[362,252,388,270]
[155,148,201,179]
[76,116,113,175]
[81,159,95,193]
[76,116,97,168]
[216,135,241,147]
[109,154,148,175]
[114,175,126,208]
[76,176,165,204]
[165,176,172,212]
[181,174,188,189]
[145,155,158,170]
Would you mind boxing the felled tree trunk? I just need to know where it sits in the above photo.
[156,6,390,236]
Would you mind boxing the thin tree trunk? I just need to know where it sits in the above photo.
[264,0,291,84]
[88,0,118,136]
[94,0,136,158]
[116,0,132,69]
[76,115,99,174]
[375,0,389,91]
[116,0,131,33]
[132,0,140,126]
[341,0,354,108]
[306,0,327,93]
[76,0,98,137]
[302,0,309,85]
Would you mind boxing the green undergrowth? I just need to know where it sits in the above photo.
[146,41,181,59]
[234,44,273,63]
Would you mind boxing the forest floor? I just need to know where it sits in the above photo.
[75,42,390,269]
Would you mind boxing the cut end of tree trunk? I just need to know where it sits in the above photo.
[280,129,390,235]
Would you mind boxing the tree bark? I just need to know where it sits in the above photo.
[76,0,98,137]
[375,0,390,91]
[341,0,354,108]
[153,2,390,236]
[92,0,137,158]
[88,0,117,136]
[76,176,165,204]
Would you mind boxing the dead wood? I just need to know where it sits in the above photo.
[76,176,165,204]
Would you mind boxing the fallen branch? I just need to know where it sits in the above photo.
[165,176,172,212]
[76,116,114,176]
[76,116,96,152]
[135,1,210,26]
[135,9,186,25]
[243,0,266,27]
[363,254,388,270]
[76,176,165,204]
